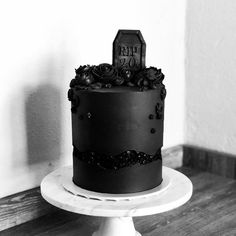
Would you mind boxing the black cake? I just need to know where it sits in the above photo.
[68,30,166,194]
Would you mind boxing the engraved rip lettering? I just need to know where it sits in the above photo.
[118,45,139,68]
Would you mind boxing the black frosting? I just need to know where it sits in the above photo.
[71,87,164,155]
[92,63,118,84]
[69,63,165,91]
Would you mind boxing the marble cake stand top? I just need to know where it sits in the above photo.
[41,166,192,218]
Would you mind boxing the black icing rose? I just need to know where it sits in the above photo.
[118,67,134,83]
[75,65,95,86]
[134,67,165,90]
[92,63,118,84]
[113,76,125,86]
[70,78,79,88]
[146,67,164,82]
[75,65,94,75]
[79,73,95,86]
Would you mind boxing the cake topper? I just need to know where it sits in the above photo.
[69,30,164,91]
[113,30,146,72]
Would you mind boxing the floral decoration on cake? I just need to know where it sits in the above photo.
[69,63,165,91]
[134,67,164,90]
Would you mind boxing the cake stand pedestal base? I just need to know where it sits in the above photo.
[92,217,141,236]
[41,166,192,236]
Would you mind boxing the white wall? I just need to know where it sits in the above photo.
[185,0,236,155]
[0,0,186,198]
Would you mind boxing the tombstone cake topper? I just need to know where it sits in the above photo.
[113,30,146,72]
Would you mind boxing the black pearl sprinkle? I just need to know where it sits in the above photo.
[75,148,162,170]
[149,114,154,119]
[150,128,156,134]
[160,87,167,100]
[156,103,163,112]
[156,113,162,119]
[87,112,92,119]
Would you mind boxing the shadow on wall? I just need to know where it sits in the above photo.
[5,48,70,194]
[25,83,62,166]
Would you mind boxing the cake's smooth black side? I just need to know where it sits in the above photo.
[70,87,165,193]
[73,151,162,194]
[71,87,164,156]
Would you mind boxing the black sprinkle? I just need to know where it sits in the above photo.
[156,113,163,119]
[150,128,156,134]
[149,114,154,119]
[73,148,162,170]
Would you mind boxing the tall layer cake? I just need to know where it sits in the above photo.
[68,30,166,193]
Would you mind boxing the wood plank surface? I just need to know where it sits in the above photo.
[1,167,235,236]
[183,145,236,179]
[0,188,59,232]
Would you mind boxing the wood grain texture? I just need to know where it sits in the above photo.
[1,167,236,236]
[0,146,182,232]
[0,187,59,232]
[1,145,235,234]
[183,145,236,179]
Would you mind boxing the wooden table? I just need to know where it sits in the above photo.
[1,167,236,235]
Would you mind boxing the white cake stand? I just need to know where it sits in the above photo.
[41,166,192,236]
